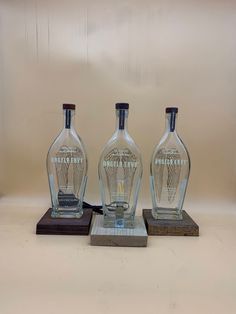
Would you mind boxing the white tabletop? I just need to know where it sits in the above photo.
[0,200,236,314]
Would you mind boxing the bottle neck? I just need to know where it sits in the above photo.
[63,109,75,130]
[115,109,128,132]
[165,112,177,133]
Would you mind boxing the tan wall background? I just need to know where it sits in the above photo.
[0,0,236,209]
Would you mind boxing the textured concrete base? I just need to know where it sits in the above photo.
[143,209,199,236]
[90,215,148,247]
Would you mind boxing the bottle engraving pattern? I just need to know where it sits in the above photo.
[154,147,181,204]
[54,145,85,207]
[103,148,138,212]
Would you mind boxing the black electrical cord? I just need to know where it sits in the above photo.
[82,201,103,215]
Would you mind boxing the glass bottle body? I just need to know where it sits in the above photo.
[47,105,88,218]
[150,108,190,220]
[98,104,142,228]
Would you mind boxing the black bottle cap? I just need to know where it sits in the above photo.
[63,103,76,110]
[166,107,178,113]
[115,103,129,110]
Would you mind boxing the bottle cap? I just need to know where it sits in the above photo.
[115,103,129,110]
[166,107,178,113]
[63,104,76,110]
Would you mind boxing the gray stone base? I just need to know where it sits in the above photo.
[90,215,148,247]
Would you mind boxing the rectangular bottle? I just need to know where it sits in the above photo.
[47,104,88,218]
[150,107,190,220]
[98,103,143,228]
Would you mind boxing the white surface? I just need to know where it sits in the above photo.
[0,201,236,314]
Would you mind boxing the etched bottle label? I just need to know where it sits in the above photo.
[51,146,85,197]
[155,158,187,166]
[154,147,184,203]
[51,157,83,164]
[103,160,138,168]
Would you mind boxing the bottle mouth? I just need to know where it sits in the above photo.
[115,103,129,110]
[63,103,76,110]
[166,107,178,113]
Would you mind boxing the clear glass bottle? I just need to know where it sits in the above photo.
[47,104,88,218]
[150,107,190,220]
[98,103,143,228]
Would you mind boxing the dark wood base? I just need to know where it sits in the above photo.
[36,208,93,235]
[142,209,199,236]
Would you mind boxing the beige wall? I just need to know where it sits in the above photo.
[0,0,235,208]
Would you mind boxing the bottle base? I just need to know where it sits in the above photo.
[152,207,183,220]
[51,208,83,219]
[103,215,135,228]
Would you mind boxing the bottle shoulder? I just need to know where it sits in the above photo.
[98,132,143,177]
[100,131,142,159]
[47,128,87,157]
[152,132,190,161]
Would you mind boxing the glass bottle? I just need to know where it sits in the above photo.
[47,104,88,218]
[98,103,143,228]
[150,107,190,220]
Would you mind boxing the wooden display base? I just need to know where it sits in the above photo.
[90,215,148,247]
[142,209,199,236]
[36,208,93,235]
